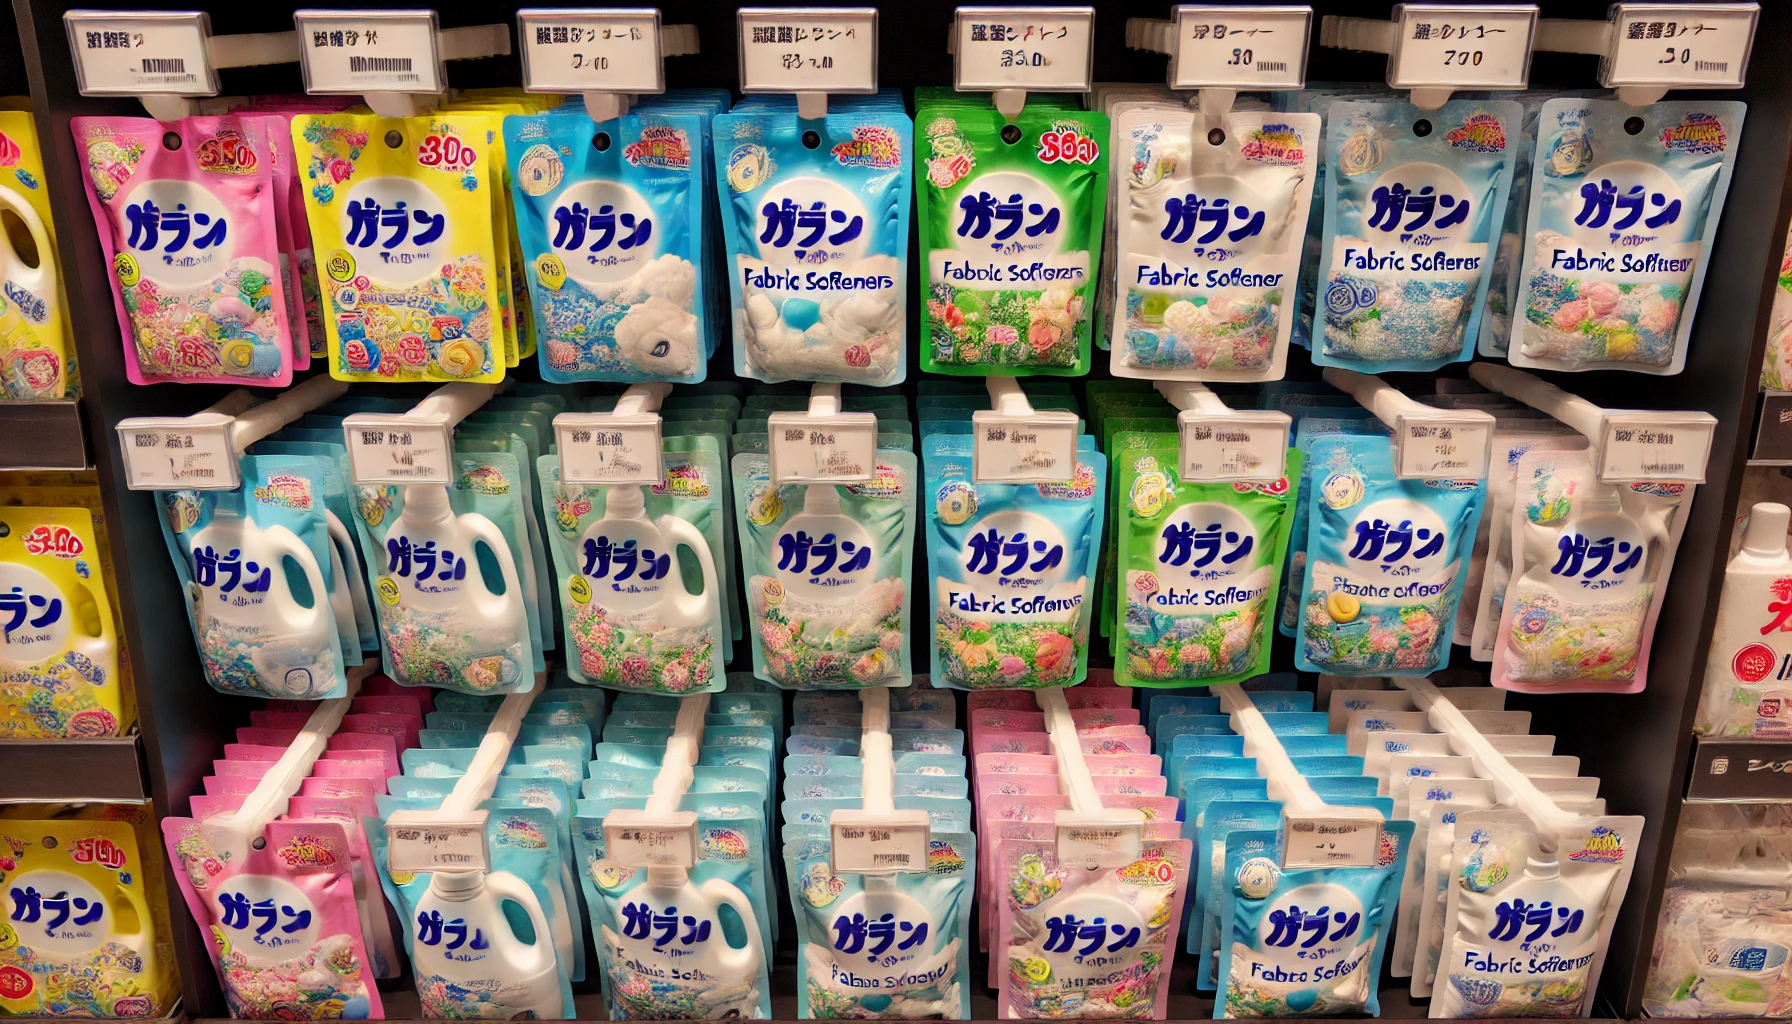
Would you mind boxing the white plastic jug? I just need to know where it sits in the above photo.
[4,866,155,966]
[384,484,528,680]
[411,870,564,1018]
[607,872,764,992]
[576,484,717,629]
[0,186,63,399]
[187,507,337,697]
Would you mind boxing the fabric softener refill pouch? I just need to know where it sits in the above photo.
[733,448,917,689]
[1296,434,1485,677]
[915,101,1108,375]
[1116,435,1302,687]
[539,458,727,694]
[291,112,505,383]
[925,435,1104,689]
[1509,99,1744,375]
[504,108,709,383]
[1315,100,1519,372]
[1110,108,1320,382]
[159,455,348,699]
[72,115,295,386]
[0,110,73,399]
[0,506,121,737]
[1492,447,1690,693]
[714,103,911,385]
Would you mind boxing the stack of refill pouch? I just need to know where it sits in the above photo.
[783,685,976,1018]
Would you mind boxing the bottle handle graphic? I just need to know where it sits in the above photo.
[259,522,336,660]
[109,873,157,975]
[483,870,557,980]
[655,514,719,631]
[696,876,765,983]
[0,188,54,303]
[324,509,374,644]
[458,511,527,629]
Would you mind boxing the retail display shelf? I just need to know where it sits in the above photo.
[0,733,146,802]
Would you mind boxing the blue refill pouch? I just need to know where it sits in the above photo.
[1295,433,1485,676]
[924,433,1105,689]
[505,107,709,383]
[1309,775,1379,801]
[1315,100,1519,372]
[1195,801,1284,984]
[1280,734,1348,757]
[1147,694,1222,736]
[1279,415,1391,637]
[714,98,912,386]
[1290,754,1365,776]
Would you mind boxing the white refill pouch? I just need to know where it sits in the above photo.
[1327,688,1417,733]
[1346,710,1436,755]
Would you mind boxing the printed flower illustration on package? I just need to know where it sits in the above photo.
[291,113,504,383]
[505,109,708,383]
[0,506,120,738]
[1763,220,1792,389]
[1315,100,1518,372]
[73,116,295,386]
[1511,99,1744,375]
[1110,109,1319,381]
[1117,437,1302,687]
[0,111,71,399]
[714,104,911,385]
[916,101,1108,375]
[925,435,1104,690]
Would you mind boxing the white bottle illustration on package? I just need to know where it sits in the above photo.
[5,866,155,968]
[380,484,527,691]
[602,869,765,1013]
[1698,502,1792,737]
[0,187,64,399]
[1443,852,1603,1015]
[812,883,957,1015]
[186,502,337,697]
[411,870,563,1018]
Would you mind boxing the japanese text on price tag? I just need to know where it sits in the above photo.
[115,418,238,490]
[1603,3,1757,88]
[1598,412,1715,483]
[972,411,1080,484]
[555,414,664,486]
[1171,5,1311,90]
[342,417,453,485]
[386,814,490,873]
[738,8,877,93]
[1178,412,1290,483]
[953,7,1094,92]
[1283,815,1380,868]
[518,8,664,94]
[830,818,930,874]
[1395,414,1492,481]
[1388,3,1537,89]
[767,411,878,484]
[64,11,218,96]
[294,10,445,94]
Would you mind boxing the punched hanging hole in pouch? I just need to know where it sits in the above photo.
[1207,128,1227,147]
[802,130,821,150]
[385,130,405,149]
[162,131,182,151]
[1001,124,1023,145]
[1412,119,1432,138]
[1624,116,1645,136]
[593,131,612,152]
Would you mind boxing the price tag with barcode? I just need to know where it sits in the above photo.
[830,811,931,874]
[115,416,238,490]
[555,413,665,486]
[1054,814,1144,868]
[518,8,665,94]
[385,811,491,872]
[972,410,1080,484]
[1282,813,1381,868]
[952,7,1094,93]
[1602,3,1758,89]
[64,11,219,97]
[767,411,878,484]
[738,7,878,94]
[294,9,446,94]
[341,415,453,485]
[1394,412,1492,481]
[1387,3,1538,90]
[1171,5,1311,90]
[603,811,699,869]
[1597,411,1716,483]
[1178,411,1290,483]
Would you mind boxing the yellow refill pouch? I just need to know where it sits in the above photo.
[444,99,535,364]
[0,507,120,738]
[0,111,72,400]
[0,816,176,1017]
[291,112,504,382]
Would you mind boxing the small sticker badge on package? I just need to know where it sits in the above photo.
[1315,100,1519,372]
[0,506,120,737]
[73,115,295,385]
[291,113,504,383]
[916,101,1109,375]
[714,102,912,385]
[1110,108,1320,381]
[1511,100,1744,375]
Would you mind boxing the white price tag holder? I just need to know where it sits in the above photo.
[739,6,877,117]
[1054,810,1145,869]
[555,413,665,486]
[1596,411,1717,484]
[1602,3,1757,91]
[1393,410,1494,481]
[384,810,492,873]
[519,8,666,95]
[115,414,239,490]
[1168,5,1311,90]
[602,809,700,869]
[1281,810,1382,869]
[972,411,1080,484]
[768,383,878,484]
[1178,410,1291,483]
[294,10,446,94]
[950,7,1095,95]
[829,809,932,874]
[1321,3,1537,107]
[64,11,219,98]
[342,415,455,485]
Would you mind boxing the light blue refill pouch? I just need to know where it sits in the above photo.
[1295,434,1485,676]
[1216,819,1413,1017]
[785,755,863,779]
[1279,415,1391,638]
[454,426,554,655]
[732,448,917,689]
[504,107,710,383]
[255,437,378,655]
[924,433,1105,689]
[786,828,975,1018]
[713,98,912,386]
[157,454,348,698]
[1509,99,1744,375]
[572,798,774,1020]
[1147,694,1222,737]
[1314,99,1519,372]
[1194,800,1283,983]
[1280,734,1348,757]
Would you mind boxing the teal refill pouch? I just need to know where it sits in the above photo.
[255,438,377,655]
[1279,415,1390,638]
[924,434,1106,689]
[1314,100,1519,372]
[1295,433,1485,676]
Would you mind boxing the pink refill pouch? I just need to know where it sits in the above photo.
[253,114,308,369]
[360,672,435,714]
[70,115,294,386]
[161,817,383,1017]
[321,747,399,784]
[237,727,300,746]
[338,713,420,752]
[214,760,273,779]
[972,731,1048,755]
[1093,774,1169,797]
[189,793,248,819]
[203,775,262,797]
[328,731,400,763]
[352,694,425,721]
[223,743,286,762]
[1084,753,1164,777]
[287,795,399,980]
[250,710,313,730]
[974,752,1059,776]
[309,759,387,793]
[300,775,381,805]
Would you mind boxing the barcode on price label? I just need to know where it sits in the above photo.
[385,812,490,873]
[64,11,219,96]
[294,10,445,93]
[738,7,877,94]
[114,416,238,490]
[1171,5,1311,90]
[518,8,665,94]
[830,816,930,874]
[1602,2,1758,89]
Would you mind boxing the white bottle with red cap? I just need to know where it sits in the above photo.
[1697,502,1792,737]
